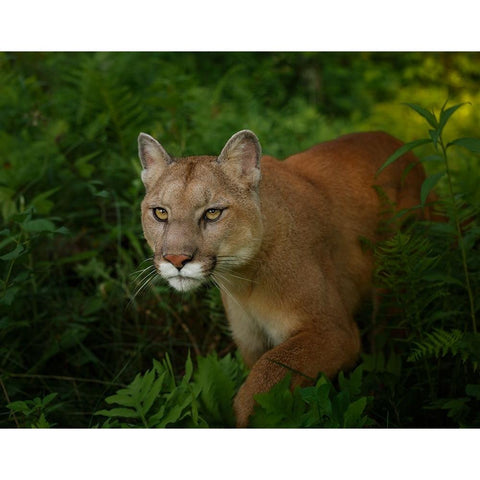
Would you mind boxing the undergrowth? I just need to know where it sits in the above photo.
[94,355,371,428]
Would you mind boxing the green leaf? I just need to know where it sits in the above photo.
[0,234,15,252]
[22,219,56,234]
[408,329,464,362]
[447,137,480,153]
[404,103,438,128]
[7,400,31,414]
[422,154,444,163]
[466,384,480,400]
[157,384,198,427]
[141,371,166,417]
[33,413,51,428]
[95,407,139,418]
[376,138,432,176]
[194,354,238,426]
[184,351,193,383]
[441,398,469,419]
[156,404,185,428]
[0,286,20,306]
[438,103,467,134]
[343,397,368,427]
[423,272,465,288]
[105,376,143,407]
[338,365,363,397]
[429,129,440,148]
[250,374,298,427]
[301,381,333,427]
[55,226,70,236]
[41,392,58,407]
[75,152,100,179]
[0,244,25,261]
[420,172,445,206]
[429,221,457,236]
[31,188,60,215]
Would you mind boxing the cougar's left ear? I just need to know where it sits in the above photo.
[138,132,174,184]
[217,130,262,188]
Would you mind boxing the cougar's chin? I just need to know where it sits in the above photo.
[167,276,204,292]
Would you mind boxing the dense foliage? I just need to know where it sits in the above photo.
[1,52,479,428]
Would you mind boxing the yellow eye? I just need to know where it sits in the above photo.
[152,207,168,222]
[204,208,222,221]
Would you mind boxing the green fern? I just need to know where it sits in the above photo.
[96,353,204,428]
[96,352,246,428]
[407,328,464,362]
[407,329,480,372]
[374,230,446,332]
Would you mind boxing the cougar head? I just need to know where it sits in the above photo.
[138,130,263,292]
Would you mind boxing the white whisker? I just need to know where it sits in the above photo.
[134,270,157,299]
[214,267,256,284]
[126,258,159,310]
[211,271,246,313]
[130,264,156,283]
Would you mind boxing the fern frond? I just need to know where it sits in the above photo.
[408,328,464,362]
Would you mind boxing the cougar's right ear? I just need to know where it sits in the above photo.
[217,130,262,189]
[138,133,174,182]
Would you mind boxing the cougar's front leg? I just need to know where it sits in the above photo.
[233,325,360,427]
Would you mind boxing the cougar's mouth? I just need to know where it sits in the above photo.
[158,260,208,292]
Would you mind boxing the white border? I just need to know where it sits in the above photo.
[1,1,478,51]
[1,429,478,479]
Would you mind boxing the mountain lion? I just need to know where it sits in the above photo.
[138,130,430,427]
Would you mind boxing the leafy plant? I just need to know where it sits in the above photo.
[407,328,464,362]
[1,208,68,309]
[7,392,60,428]
[95,354,372,429]
[371,101,480,426]
[249,366,373,428]
[429,383,480,427]
[95,352,247,428]
[378,101,479,332]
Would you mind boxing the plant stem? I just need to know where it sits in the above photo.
[2,230,23,298]
[440,140,477,333]
[0,377,20,427]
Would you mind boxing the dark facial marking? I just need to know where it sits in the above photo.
[183,160,197,185]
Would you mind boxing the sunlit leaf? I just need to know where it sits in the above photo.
[447,137,480,153]
[404,103,438,128]
[376,138,431,176]
[438,103,468,134]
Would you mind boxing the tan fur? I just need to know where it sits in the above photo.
[138,130,429,427]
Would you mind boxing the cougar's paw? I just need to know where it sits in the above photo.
[233,383,257,428]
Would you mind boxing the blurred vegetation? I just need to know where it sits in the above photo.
[1,52,479,427]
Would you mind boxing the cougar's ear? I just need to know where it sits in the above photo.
[217,130,262,188]
[138,133,174,183]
